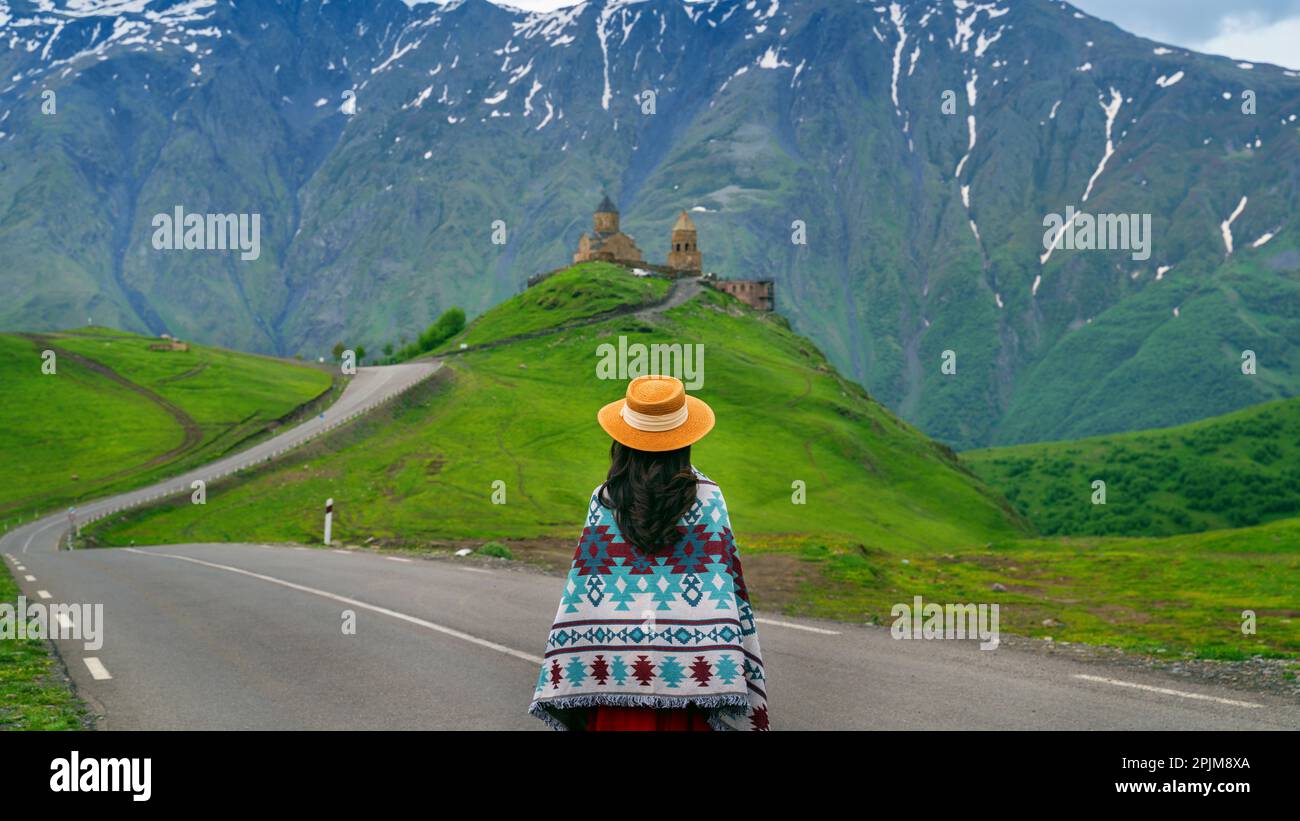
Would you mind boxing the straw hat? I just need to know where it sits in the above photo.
[597,375,715,452]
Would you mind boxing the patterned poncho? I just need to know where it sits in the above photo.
[529,470,769,731]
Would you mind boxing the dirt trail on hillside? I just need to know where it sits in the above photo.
[634,275,701,319]
[19,333,204,476]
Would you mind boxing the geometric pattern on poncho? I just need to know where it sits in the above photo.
[529,470,770,731]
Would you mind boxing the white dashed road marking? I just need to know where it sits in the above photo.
[124,548,543,666]
[1073,674,1263,708]
[756,617,841,635]
[83,658,112,681]
[385,556,413,563]
[37,590,52,600]
[23,574,35,582]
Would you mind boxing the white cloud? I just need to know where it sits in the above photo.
[1197,14,1300,69]
[1073,0,1300,69]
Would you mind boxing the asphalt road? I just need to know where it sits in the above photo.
[3,362,1297,730]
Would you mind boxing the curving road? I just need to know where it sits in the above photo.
[6,362,439,557]
[2,358,1297,730]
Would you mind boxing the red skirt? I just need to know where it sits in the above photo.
[587,705,713,732]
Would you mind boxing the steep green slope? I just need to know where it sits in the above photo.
[964,398,1300,536]
[87,265,1025,552]
[992,252,1300,445]
[0,329,333,520]
[445,262,672,349]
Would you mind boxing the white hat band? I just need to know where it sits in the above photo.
[620,402,689,432]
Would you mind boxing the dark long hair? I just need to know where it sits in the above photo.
[598,441,698,554]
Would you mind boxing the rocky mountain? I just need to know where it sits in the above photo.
[1,0,1298,448]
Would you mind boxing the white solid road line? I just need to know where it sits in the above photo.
[37,590,52,600]
[84,658,112,681]
[21,518,60,553]
[756,617,842,635]
[331,549,352,555]
[1072,674,1264,709]
[123,548,544,666]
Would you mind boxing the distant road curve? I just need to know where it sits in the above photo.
[5,361,440,557]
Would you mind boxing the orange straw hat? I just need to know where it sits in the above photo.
[597,375,715,452]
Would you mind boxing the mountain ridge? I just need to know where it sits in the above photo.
[1,0,1298,448]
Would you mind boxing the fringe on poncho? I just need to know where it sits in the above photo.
[528,469,769,731]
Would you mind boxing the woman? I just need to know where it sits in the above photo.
[528,375,769,731]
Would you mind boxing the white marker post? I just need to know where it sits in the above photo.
[324,498,334,546]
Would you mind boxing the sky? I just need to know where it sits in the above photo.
[1072,0,1300,69]
[462,0,1300,70]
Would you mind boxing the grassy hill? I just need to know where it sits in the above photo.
[444,262,673,350]
[81,265,1299,657]
[86,265,1024,552]
[0,328,333,523]
[964,399,1300,537]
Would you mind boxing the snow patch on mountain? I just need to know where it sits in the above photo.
[407,85,433,108]
[1220,195,1247,254]
[1081,88,1122,202]
[888,2,907,113]
[758,45,791,69]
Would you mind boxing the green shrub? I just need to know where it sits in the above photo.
[477,541,513,560]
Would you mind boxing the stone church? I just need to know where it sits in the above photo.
[568,195,773,311]
[573,195,647,267]
[574,195,702,274]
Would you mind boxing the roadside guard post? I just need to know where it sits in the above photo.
[324,498,334,546]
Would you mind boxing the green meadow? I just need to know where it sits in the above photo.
[0,328,332,523]
[793,517,1298,657]
[81,265,1299,657]
[964,399,1300,536]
